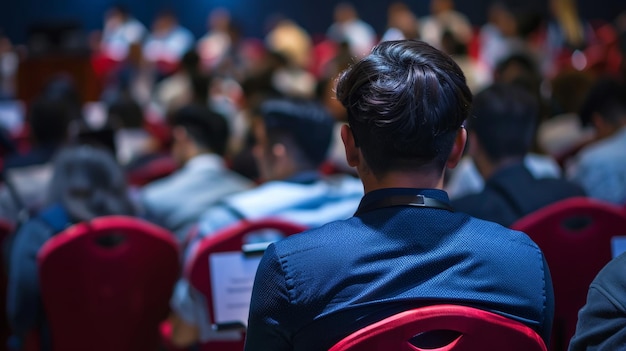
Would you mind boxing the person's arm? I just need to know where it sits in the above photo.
[7,219,52,337]
[168,278,212,347]
[569,284,626,351]
[244,244,293,351]
[168,313,200,348]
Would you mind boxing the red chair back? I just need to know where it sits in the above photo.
[186,218,307,351]
[328,304,547,351]
[510,197,626,351]
[37,216,180,351]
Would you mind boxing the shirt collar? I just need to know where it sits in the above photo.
[184,154,226,172]
[356,188,451,215]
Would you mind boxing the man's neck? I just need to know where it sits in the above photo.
[360,169,445,194]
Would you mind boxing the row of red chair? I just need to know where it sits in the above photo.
[6,196,624,350]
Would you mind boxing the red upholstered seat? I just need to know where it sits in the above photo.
[37,216,180,351]
[184,218,306,351]
[511,197,626,351]
[328,304,547,351]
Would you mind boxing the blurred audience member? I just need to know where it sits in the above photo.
[445,53,560,200]
[569,251,626,350]
[0,77,81,224]
[106,90,154,166]
[99,5,147,63]
[326,2,377,59]
[381,2,420,42]
[420,0,473,50]
[453,83,585,227]
[537,70,596,158]
[139,103,252,242]
[542,0,595,77]
[7,145,136,348]
[153,50,203,115]
[168,98,362,348]
[478,2,526,73]
[197,7,233,71]
[566,78,626,204]
[441,30,491,93]
[142,10,195,78]
[265,16,313,71]
[0,32,18,99]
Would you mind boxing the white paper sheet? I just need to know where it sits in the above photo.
[209,251,263,327]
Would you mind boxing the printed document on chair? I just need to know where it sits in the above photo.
[209,252,262,328]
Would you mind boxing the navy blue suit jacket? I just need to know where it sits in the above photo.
[245,188,554,351]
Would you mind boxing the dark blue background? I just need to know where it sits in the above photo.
[1,0,624,44]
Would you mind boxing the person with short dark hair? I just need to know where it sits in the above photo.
[452,83,585,226]
[244,40,554,351]
[7,145,136,348]
[139,103,252,242]
[168,97,363,348]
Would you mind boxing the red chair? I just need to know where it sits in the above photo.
[37,216,180,351]
[328,304,547,351]
[126,154,179,187]
[511,197,626,351]
[176,218,307,351]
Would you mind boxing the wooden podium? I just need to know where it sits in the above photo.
[16,53,102,104]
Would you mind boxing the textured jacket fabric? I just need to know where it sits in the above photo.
[170,172,364,343]
[452,162,585,227]
[245,187,554,351]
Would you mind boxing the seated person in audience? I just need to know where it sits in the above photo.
[566,79,626,205]
[569,251,626,350]
[105,89,154,166]
[139,103,252,243]
[445,53,563,200]
[0,86,79,224]
[142,10,195,78]
[168,97,363,348]
[7,145,136,348]
[452,83,585,227]
[420,0,473,50]
[244,40,554,351]
[98,5,146,63]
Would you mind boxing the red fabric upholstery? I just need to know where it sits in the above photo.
[37,216,180,351]
[328,304,547,351]
[126,155,179,187]
[511,197,626,351]
[185,218,307,351]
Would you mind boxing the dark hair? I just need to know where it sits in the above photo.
[170,104,230,156]
[468,83,538,162]
[579,78,626,127]
[107,93,144,129]
[29,97,75,145]
[494,52,541,94]
[336,39,472,175]
[259,98,335,167]
[47,145,135,222]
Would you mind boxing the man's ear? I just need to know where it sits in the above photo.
[172,126,188,143]
[446,127,467,169]
[272,143,287,159]
[341,124,360,167]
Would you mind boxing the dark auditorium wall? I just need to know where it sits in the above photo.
[1,0,624,44]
